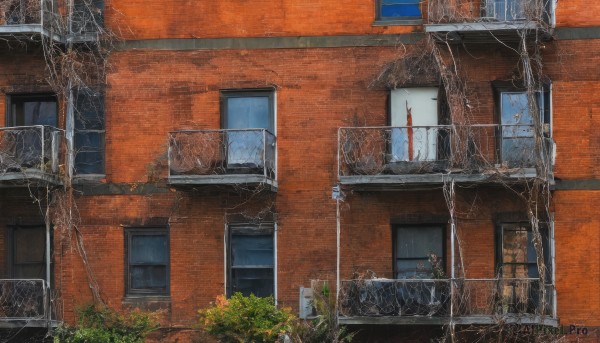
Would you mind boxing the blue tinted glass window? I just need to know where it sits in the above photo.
[127,230,169,295]
[380,0,421,19]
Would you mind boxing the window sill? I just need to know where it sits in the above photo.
[72,174,106,184]
[373,19,423,26]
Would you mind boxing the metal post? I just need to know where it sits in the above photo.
[45,205,52,324]
[335,195,340,325]
[40,126,45,173]
[263,130,267,178]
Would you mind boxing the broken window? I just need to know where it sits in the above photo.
[125,228,169,296]
[394,225,444,279]
[221,90,275,173]
[227,225,274,297]
[74,87,105,175]
[376,0,421,22]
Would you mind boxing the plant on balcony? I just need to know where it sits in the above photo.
[53,304,159,343]
[199,293,295,343]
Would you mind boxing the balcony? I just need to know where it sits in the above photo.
[338,278,556,326]
[338,125,553,190]
[0,0,61,41]
[425,0,553,43]
[0,279,59,328]
[168,129,277,190]
[0,126,64,186]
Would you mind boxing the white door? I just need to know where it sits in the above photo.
[390,88,439,162]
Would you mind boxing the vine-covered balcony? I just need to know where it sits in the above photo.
[0,126,64,186]
[0,0,61,41]
[338,278,556,326]
[337,124,553,189]
[168,129,277,190]
[425,0,554,43]
[0,279,59,328]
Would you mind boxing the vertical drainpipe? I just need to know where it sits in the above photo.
[449,179,455,331]
[335,128,341,325]
[46,201,51,324]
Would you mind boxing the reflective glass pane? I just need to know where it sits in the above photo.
[131,235,168,264]
[75,132,103,151]
[503,229,528,264]
[226,130,264,167]
[231,235,273,267]
[231,268,274,297]
[75,151,104,174]
[226,97,270,130]
[131,266,167,289]
[381,0,421,17]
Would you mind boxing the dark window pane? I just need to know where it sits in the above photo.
[395,259,431,279]
[14,264,45,279]
[131,235,168,264]
[75,151,104,174]
[231,268,273,297]
[14,228,45,264]
[131,266,167,290]
[74,90,105,130]
[8,96,57,127]
[395,226,443,259]
[75,132,103,151]
[226,130,264,168]
[231,235,273,267]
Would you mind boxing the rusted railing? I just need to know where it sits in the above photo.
[168,129,276,180]
[338,124,553,177]
[338,278,554,318]
[0,126,63,176]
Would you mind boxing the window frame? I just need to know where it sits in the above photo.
[72,86,106,176]
[392,224,446,279]
[220,89,275,134]
[374,0,423,26]
[495,222,552,282]
[5,93,58,127]
[226,224,275,298]
[124,227,170,297]
[7,224,51,280]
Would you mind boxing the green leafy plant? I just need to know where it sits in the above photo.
[53,304,159,343]
[199,293,295,343]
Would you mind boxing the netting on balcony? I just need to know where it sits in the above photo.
[0,280,48,320]
[427,0,550,24]
[339,279,450,317]
[0,126,62,176]
[339,125,550,177]
[169,129,276,178]
[338,278,553,319]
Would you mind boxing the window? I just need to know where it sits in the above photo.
[483,0,525,21]
[9,225,48,279]
[376,0,422,23]
[389,88,443,163]
[496,84,551,167]
[5,94,58,170]
[7,94,58,127]
[221,90,275,172]
[227,225,274,297]
[125,228,169,296]
[393,225,444,279]
[497,223,551,280]
[71,0,104,34]
[74,87,105,175]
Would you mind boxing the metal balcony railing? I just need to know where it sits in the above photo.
[0,279,51,322]
[0,0,60,35]
[427,0,551,24]
[168,129,276,186]
[338,124,553,180]
[0,126,63,181]
[338,278,554,320]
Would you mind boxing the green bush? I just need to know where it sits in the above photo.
[53,304,159,343]
[199,293,295,343]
